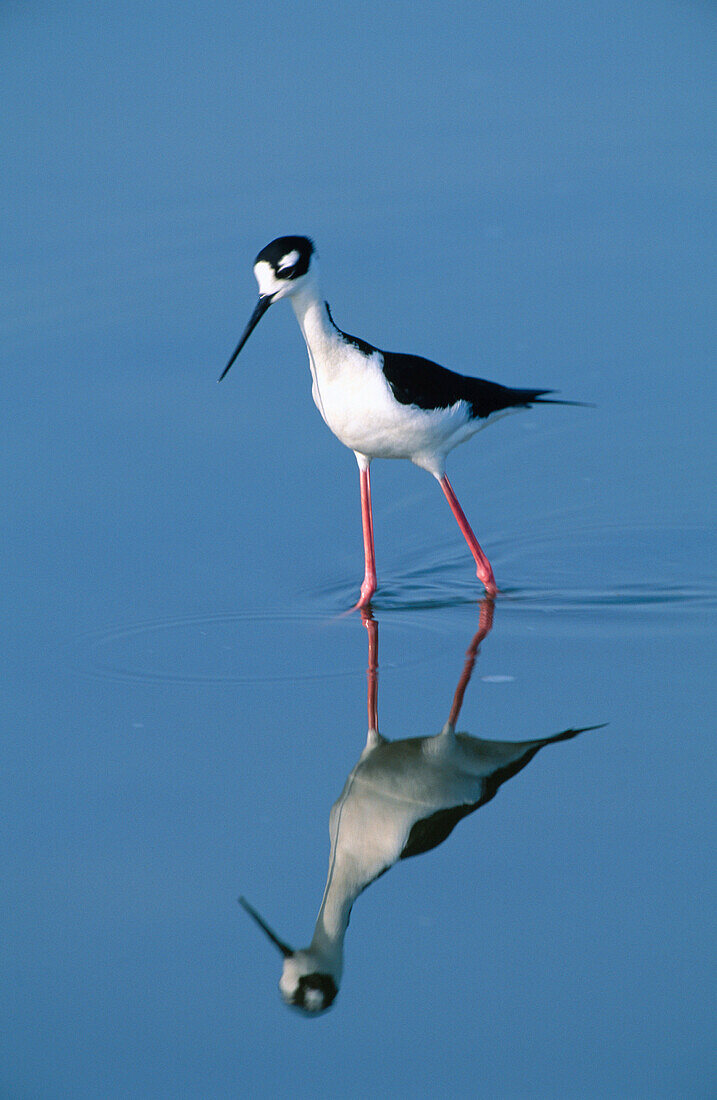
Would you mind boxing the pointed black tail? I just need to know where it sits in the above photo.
[470,382,592,418]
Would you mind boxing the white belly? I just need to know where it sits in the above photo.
[308,343,477,471]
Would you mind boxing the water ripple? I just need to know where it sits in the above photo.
[66,521,715,684]
[65,607,449,686]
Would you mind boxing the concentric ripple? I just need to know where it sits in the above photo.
[66,607,451,686]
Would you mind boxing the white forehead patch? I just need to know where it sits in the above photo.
[277,249,300,271]
[302,986,325,1012]
[254,259,281,296]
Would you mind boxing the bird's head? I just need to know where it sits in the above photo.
[279,951,339,1016]
[239,896,339,1017]
[219,236,316,381]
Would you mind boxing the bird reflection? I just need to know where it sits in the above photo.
[241,600,599,1015]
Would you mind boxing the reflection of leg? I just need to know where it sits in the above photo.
[363,611,379,733]
[439,475,497,597]
[447,598,495,727]
[357,466,377,608]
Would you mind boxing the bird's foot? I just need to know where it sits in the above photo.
[354,575,377,611]
[477,565,498,599]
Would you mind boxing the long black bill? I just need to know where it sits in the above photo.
[219,295,273,381]
[238,896,293,957]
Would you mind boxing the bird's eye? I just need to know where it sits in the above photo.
[277,249,301,275]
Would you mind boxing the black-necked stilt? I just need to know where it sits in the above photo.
[221,236,577,605]
[239,604,602,1015]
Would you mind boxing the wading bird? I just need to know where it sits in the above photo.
[220,236,579,606]
[239,602,601,1014]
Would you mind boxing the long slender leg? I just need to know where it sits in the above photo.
[362,610,379,733]
[356,465,377,608]
[439,474,497,597]
[447,598,495,727]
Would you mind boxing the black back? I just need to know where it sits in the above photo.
[325,306,552,420]
[400,726,594,860]
[381,350,552,420]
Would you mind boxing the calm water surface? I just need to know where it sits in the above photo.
[3,1,715,1097]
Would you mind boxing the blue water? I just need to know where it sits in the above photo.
[2,1,715,1096]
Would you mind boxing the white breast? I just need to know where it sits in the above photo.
[290,290,480,475]
[310,341,479,470]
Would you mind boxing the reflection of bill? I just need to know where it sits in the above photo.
[240,600,602,1015]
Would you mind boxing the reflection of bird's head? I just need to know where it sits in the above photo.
[239,896,339,1016]
[279,952,338,1015]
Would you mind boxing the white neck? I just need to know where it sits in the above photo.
[288,280,345,375]
[304,855,362,981]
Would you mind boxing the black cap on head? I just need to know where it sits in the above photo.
[255,236,315,279]
[285,971,338,1015]
[219,237,316,382]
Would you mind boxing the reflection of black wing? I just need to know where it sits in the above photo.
[400,726,602,861]
[401,802,479,860]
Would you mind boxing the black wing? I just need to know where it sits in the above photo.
[381,350,554,420]
[399,725,604,861]
[326,302,576,420]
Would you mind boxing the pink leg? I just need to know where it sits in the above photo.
[447,598,495,727]
[356,466,377,609]
[362,610,379,732]
[439,475,498,597]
